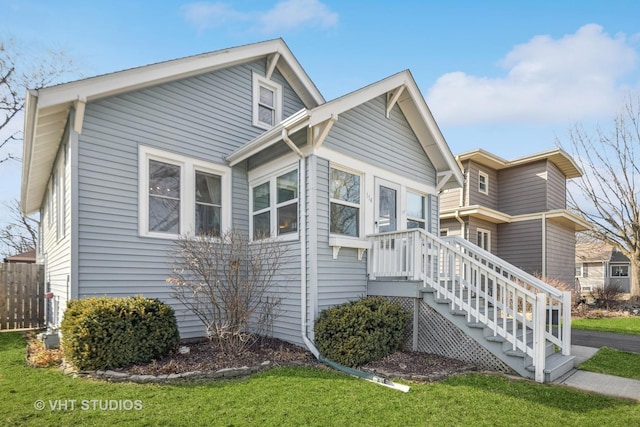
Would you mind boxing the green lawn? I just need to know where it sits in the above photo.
[1,332,639,426]
[578,347,640,380]
[572,317,640,335]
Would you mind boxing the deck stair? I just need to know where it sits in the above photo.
[368,229,575,383]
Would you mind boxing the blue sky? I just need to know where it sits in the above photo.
[1,0,640,222]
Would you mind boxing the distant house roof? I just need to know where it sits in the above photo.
[575,242,630,263]
[3,249,36,263]
[456,148,582,179]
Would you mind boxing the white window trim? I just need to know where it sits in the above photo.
[477,227,491,251]
[248,157,299,242]
[329,163,364,240]
[610,264,629,277]
[138,145,231,239]
[315,146,436,238]
[406,188,427,230]
[252,72,283,130]
[478,170,489,195]
[440,228,449,237]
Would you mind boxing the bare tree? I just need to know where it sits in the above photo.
[1,38,75,164]
[167,229,284,354]
[0,199,37,258]
[562,94,640,297]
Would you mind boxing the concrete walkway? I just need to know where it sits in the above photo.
[553,345,640,402]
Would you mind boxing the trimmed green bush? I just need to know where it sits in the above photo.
[60,296,180,371]
[314,296,410,367]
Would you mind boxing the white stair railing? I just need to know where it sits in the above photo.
[368,229,572,383]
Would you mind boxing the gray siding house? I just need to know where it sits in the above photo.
[440,149,591,286]
[21,40,575,382]
[575,242,631,294]
[21,39,461,344]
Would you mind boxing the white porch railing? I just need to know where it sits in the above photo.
[368,229,572,383]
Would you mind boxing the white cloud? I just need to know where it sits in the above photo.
[182,0,338,33]
[427,24,639,125]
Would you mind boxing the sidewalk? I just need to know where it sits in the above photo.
[553,345,640,402]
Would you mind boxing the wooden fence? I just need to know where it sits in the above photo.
[0,263,44,330]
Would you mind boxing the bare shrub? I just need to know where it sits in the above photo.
[167,229,284,354]
[590,284,625,309]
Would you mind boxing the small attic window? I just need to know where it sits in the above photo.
[253,72,282,130]
[478,171,489,195]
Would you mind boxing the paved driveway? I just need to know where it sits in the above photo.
[572,329,640,353]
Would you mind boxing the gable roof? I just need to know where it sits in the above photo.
[575,241,631,262]
[21,39,324,215]
[227,70,464,191]
[456,148,582,179]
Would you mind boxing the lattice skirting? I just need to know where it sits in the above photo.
[382,296,513,373]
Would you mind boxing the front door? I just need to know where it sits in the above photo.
[375,179,401,233]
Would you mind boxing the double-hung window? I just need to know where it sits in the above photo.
[477,228,491,251]
[406,191,426,230]
[329,167,361,237]
[252,73,282,129]
[140,146,230,238]
[478,171,488,195]
[251,167,298,240]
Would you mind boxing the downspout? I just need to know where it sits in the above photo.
[454,210,465,240]
[541,213,546,277]
[282,129,409,392]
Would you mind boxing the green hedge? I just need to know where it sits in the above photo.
[60,296,180,371]
[314,297,410,367]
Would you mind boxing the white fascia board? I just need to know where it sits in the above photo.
[35,39,323,110]
[20,91,40,215]
[227,109,310,166]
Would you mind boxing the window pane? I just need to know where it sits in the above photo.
[407,192,424,219]
[277,170,298,203]
[259,86,274,107]
[277,203,298,235]
[149,197,180,233]
[253,182,270,211]
[195,172,221,205]
[196,204,221,236]
[407,219,425,230]
[253,211,270,239]
[149,160,180,198]
[378,185,397,233]
[330,203,359,237]
[330,169,360,203]
[258,105,274,125]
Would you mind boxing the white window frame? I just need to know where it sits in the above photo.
[138,145,231,239]
[252,72,282,130]
[329,164,363,239]
[478,171,489,195]
[476,227,491,251]
[440,228,449,237]
[610,264,629,277]
[248,155,299,242]
[406,189,427,230]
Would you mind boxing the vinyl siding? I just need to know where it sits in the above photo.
[545,220,575,285]
[467,161,498,209]
[498,161,548,215]
[468,218,498,254]
[439,218,463,237]
[75,60,306,340]
[40,130,72,327]
[439,188,462,210]
[497,220,543,275]
[323,95,435,183]
[315,156,368,313]
[546,161,567,210]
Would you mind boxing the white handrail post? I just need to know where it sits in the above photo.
[412,230,421,280]
[534,292,547,383]
[562,291,572,355]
